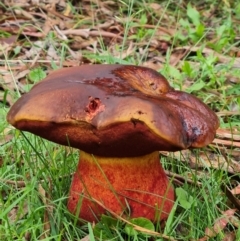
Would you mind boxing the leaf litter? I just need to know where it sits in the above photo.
[0,0,239,239]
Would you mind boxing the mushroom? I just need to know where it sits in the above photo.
[7,65,219,222]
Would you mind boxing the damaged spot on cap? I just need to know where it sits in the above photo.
[85,97,105,122]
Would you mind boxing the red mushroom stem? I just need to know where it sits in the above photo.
[68,151,175,222]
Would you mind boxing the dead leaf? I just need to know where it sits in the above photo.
[222,232,236,241]
[0,70,17,92]
[142,61,164,71]
[14,9,36,21]
[199,209,237,241]
[47,44,61,61]
[25,41,45,59]
[0,35,18,46]
[8,201,28,224]
[62,2,72,17]
[224,73,240,84]
[38,183,52,240]
[80,235,90,241]
[113,41,134,60]
[0,125,15,145]
[230,184,240,195]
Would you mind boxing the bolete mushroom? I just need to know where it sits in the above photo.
[7,65,219,222]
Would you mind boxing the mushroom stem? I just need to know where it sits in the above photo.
[67,151,175,222]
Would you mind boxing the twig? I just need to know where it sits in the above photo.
[0,179,26,188]
[212,138,240,148]
[221,185,240,212]
[165,170,202,187]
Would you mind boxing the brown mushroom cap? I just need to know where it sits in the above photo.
[7,65,219,157]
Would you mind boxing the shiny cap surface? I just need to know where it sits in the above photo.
[7,65,219,157]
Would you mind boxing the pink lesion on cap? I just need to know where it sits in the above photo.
[85,97,105,122]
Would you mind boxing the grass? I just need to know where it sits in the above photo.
[0,0,240,240]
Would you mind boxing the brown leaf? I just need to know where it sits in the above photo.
[14,9,36,21]
[0,70,17,92]
[8,202,28,224]
[38,182,53,240]
[25,41,45,59]
[80,235,90,241]
[199,209,237,240]
[224,73,240,84]
[148,3,162,11]
[0,69,30,95]
[47,44,61,61]
[230,184,240,195]
[62,2,72,17]
[0,35,18,45]
[212,209,236,233]
[222,232,236,241]
[142,61,164,71]
[222,185,240,212]
[0,126,15,145]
